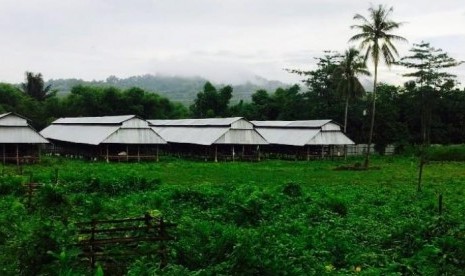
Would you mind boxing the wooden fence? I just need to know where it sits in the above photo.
[76,214,176,273]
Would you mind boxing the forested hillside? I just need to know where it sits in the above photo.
[46,75,287,104]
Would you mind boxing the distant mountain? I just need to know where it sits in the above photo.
[47,74,289,104]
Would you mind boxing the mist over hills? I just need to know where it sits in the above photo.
[47,74,290,104]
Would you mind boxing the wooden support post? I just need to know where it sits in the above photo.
[214,145,218,162]
[126,145,129,161]
[156,145,159,162]
[16,144,19,166]
[2,144,5,165]
[242,145,245,159]
[106,145,109,163]
[307,146,310,161]
[38,145,41,162]
[137,145,140,162]
[257,145,261,162]
[232,146,235,162]
[321,145,324,159]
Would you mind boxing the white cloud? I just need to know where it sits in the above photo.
[0,0,463,87]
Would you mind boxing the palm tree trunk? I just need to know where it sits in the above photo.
[364,62,378,168]
[344,91,349,133]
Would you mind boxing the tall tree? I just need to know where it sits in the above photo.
[397,42,463,191]
[333,48,370,133]
[350,5,406,168]
[21,72,55,101]
[190,82,233,118]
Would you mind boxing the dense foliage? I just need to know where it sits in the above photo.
[1,156,465,274]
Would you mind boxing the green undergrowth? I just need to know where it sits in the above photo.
[1,156,465,275]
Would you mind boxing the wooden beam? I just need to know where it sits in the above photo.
[214,145,218,162]
[16,144,19,166]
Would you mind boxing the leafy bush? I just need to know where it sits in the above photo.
[0,176,24,196]
[427,145,465,161]
[282,182,302,197]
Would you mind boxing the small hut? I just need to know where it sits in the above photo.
[148,117,268,161]
[40,115,166,161]
[0,112,49,164]
[252,120,354,160]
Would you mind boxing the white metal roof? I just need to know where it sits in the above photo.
[41,125,119,145]
[307,131,355,145]
[41,115,166,145]
[0,113,49,144]
[0,126,49,144]
[53,115,136,125]
[256,128,320,146]
[148,117,243,126]
[252,120,334,128]
[256,128,354,146]
[152,126,268,145]
[102,128,166,144]
[0,112,29,126]
[153,127,228,145]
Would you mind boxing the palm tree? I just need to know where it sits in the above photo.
[349,5,406,168]
[333,48,370,134]
[21,72,54,101]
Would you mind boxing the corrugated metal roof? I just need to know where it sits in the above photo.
[153,126,268,145]
[153,127,229,145]
[256,128,354,146]
[0,126,49,144]
[102,128,166,144]
[256,128,320,146]
[53,115,136,125]
[252,120,333,128]
[41,125,119,145]
[214,129,268,145]
[148,117,243,126]
[41,123,167,145]
[307,131,355,145]
[0,113,29,126]
[0,113,10,119]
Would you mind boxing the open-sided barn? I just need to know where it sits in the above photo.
[0,112,49,164]
[251,120,355,159]
[40,115,166,161]
[148,117,268,161]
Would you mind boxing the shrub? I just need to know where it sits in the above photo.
[282,182,302,197]
[427,145,465,161]
[0,176,24,196]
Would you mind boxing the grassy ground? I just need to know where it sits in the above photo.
[1,155,465,275]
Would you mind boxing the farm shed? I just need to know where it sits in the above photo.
[0,112,49,164]
[251,120,355,160]
[148,117,268,161]
[40,115,166,161]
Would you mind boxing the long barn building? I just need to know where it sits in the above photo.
[40,115,166,161]
[148,117,268,161]
[0,112,49,164]
[252,120,354,160]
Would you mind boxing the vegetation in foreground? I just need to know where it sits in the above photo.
[1,155,465,275]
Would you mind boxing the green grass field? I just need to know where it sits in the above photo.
[1,156,465,275]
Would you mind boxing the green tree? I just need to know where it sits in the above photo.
[21,72,55,101]
[333,48,370,133]
[397,42,463,145]
[397,42,463,191]
[350,4,406,168]
[190,82,233,118]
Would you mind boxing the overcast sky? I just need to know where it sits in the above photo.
[1,0,464,86]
